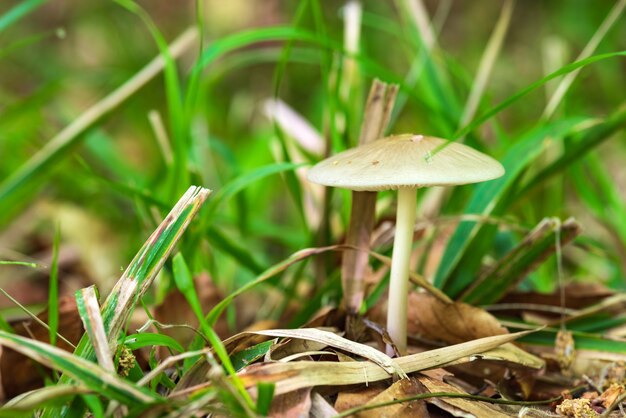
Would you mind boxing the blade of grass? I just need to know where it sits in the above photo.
[461,218,582,305]
[123,333,184,353]
[171,252,247,388]
[459,0,514,129]
[0,27,198,227]
[449,50,626,143]
[74,186,209,363]
[114,0,189,200]
[203,162,304,221]
[0,330,158,405]
[255,383,275,416]
[520,104,626,195]
[0,0,46,33]
[436,103,626,296]
[0,287,74,348]
[48,224,60,347]
[3,385,92,412]
[75,286,114,372]
[543,0,626,120]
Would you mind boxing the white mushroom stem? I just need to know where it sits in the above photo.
[386,187,417,356]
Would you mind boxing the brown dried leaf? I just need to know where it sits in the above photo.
[356,377,429,418]
[408,293,508,344]
[599,383,624,409]
[268,387,312,418]
[0,296,83,399]
[335,384,386,412]
[310,392,338,418]
[417,375,510,418]
[251,328,405,377]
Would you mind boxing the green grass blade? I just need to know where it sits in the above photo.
[520,105,626,195]
[3,385,91,413]
[543,0,626,119]
[172,253,253,408]
[461,218,582,305]
[451,51,626,141]
[75,286,114,372]
[48,224,60,347]
[434,118,585,294]
[255,382,275,416]
[78,186,209,362]
[206,245,341,326]
[0,0,46,33]
[0,330,159,405]
[114,0,189,200]
[123,333,184,353]
[0,28,198,228]
[203,162,304,221]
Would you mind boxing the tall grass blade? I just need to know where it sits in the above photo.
[48,224,60,347]
[0,27,198,227]
[0,0,45,33]
[459,0,514,129]
[543,0,626,120]
[114,0,190,199]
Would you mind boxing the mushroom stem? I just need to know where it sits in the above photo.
[386,187,417,356]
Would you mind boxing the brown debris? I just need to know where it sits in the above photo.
[556,398,598,417]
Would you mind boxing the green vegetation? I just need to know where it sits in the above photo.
[0,0,625,416]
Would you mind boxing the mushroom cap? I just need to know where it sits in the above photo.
[307,134,505,191]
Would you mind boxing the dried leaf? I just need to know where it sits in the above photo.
[408,293,508,344]
[599,383,624,408]
[310,392,338,418]
[251,328,406,378]
[418,376,510,418]
[356,377,429,418]
[0,296,82,399]
[335,385,385,413]
[238,330,536,395]
[268,387,312,418]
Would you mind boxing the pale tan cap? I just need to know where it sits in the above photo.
[307,134,505,191]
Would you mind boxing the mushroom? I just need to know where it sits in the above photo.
[307,134,504,355]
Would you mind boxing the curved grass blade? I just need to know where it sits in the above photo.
[0,0,45,34]
[203,162,304,220]
[0,27,198,228]
[75,186,209,364]
[450,51,626,142]
[461,218,582,305]
[520,104,626,195]
[238,330,537,395]
[0,330,158,405]
[3,385,92,412]
[436,104,626,296]
[205,245,343,326]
